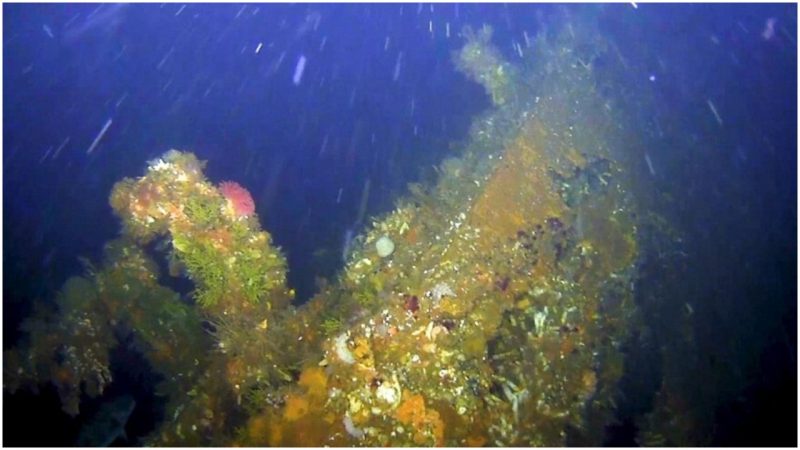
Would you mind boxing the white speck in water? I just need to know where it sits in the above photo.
[52,137,70,159]
[644,152,656,176]
[255,42,263,54]
[393,51,403,82]
[234,5,246,19]
[39,146,53,163]
[271,51,286,74]
[349,88,357,107]
[115,92,128,108]
[706,99,723,126]
[319,133,329,157]
[86,118,113,155]
[156,47,175,70]
[292,55,307,85]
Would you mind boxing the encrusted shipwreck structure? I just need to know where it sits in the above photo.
[7,17,645,446]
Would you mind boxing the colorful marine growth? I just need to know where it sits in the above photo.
[7,17,654,446]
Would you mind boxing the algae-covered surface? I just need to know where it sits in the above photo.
[4,4,796,447]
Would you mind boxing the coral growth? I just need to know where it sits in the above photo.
[454,25,518,106]
[6,15,649,448]
[394,392,445,446]
[219,181,255,218]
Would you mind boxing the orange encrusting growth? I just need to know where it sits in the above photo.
[394,391,446,446]
[469,119,568,248]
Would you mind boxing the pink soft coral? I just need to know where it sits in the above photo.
[219,181,255,217]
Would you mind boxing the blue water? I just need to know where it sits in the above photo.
[3,3,796,446]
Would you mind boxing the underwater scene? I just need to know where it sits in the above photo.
[3,3,797,447]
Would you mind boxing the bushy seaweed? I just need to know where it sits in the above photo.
[184,195,224,230]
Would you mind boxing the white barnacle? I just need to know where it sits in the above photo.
[398,221,410,234]
[343,413,365,439]
[173,404,185,421]
[424,321,435,339]
[354,258,373,270]
[375,382,398,405]
[533,309,547,335]
[502,383,530,424]
[427,282,456,303]
[149,158,173,172]
[334,332,355,364]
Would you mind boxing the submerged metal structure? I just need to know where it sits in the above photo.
[7,15,654,446]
